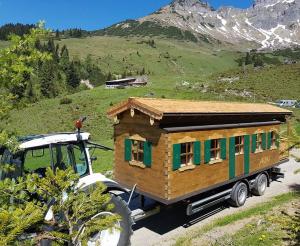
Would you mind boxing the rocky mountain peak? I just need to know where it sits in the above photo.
[139,0,300,49]
[170,0,213,12]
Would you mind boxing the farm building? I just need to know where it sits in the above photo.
[107,97,292,204]
[105,77,147,89]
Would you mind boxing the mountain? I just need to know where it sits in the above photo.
[99,0,300,49]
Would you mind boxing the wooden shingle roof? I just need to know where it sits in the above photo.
[107,97,292,120]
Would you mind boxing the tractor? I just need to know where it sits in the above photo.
[0,118,133,246]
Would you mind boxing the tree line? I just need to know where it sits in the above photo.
[0,24,106,103]
[0,23,35,40]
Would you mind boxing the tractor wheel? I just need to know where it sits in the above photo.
[252,173,268,196]
[79,194,133,246]
[229,182,248,207]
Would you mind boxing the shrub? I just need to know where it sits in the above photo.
[59,97,72,105]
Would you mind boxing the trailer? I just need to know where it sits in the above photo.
[107,97,292,214]
[0,98,292,246]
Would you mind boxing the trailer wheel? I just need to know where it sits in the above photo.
[229,182,248,207]
[252,173,268,196]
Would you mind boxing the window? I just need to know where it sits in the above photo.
[270,131,276,148]
[256,133,263,151]
[235,136,244,155]
[210,139,221,161]
[180,142,194,166]
[131,140,144,163]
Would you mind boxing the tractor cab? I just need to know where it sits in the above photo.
[0,132,92,181]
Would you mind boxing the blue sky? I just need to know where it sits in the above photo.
[0,0,253,30]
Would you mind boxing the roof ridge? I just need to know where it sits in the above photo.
[131,97,280,105]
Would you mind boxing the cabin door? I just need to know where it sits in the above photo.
[229,136,250,179]
[244,135,250,175]
[229,138,236,179]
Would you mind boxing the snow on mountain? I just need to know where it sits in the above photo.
[138,0,300,49]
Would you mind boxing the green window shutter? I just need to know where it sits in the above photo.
[143,141,152,167]
[124,139,132,161]
[229,137,236,179]
[262,132,267,150]
[244,135,250,175]
[220,138,227,160]
[251,134,257,153]
[275,133,280,148]
[173,144,181,171]
[267,132,272,149]
[193,141,201,165]
[204,140,211,164]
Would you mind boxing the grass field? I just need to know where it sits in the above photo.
[175,192,300,246]
[58,36,240,88]
[211,63,300,101]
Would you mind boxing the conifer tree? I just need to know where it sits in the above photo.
[66,61,80,88]
[39,61,57,98]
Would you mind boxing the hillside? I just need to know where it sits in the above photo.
[57,36,240,87]
[209,63,300,101]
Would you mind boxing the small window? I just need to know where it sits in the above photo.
[256,133,263,151]
[235,136,244,155]
[131,140,144,163]
[210,139,221,161]
[180,142,194,166]
[271,131,276,148]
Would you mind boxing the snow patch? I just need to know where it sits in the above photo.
[217,14,227,26]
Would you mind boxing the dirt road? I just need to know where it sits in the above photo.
[131,155,300,246]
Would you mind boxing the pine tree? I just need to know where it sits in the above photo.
[66,62,80,88]
[60,45,70,72]
[245,52,252,65]
[0,168,119,245]
[55,29,60,39]
[254,55,264,67]
[39,61,57,98]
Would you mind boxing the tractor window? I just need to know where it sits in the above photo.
[54,144,88,177]
[71,145,88,176]
[0,149,22,180]
[24,147,53,177]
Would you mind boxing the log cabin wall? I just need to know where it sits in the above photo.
[113,110,168,200]
[167,124,281,201]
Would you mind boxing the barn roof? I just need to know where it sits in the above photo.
[107,97,292,120]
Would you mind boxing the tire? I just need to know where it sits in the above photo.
[110,194,134,246]
[229,182,248,207]
[78,194,133,246]
[252,173,268,196]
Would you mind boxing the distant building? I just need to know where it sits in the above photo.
[275,100,297,107]
[106,77,148,89]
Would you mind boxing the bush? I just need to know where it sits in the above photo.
[59,97,72,105]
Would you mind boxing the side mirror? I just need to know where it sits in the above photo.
[90,156,97,162]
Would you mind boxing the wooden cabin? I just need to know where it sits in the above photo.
[107,97,292,204]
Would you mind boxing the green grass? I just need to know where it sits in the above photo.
[57,36,240,89]
[175,192,300,246]
[211,63,300,101]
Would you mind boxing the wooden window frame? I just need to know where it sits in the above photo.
[235,136,244,155]
[210,139,221,161]
[131,140,144,163]
[271,131,276,148]
[256,133,263,151]
[180,142,194,167]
